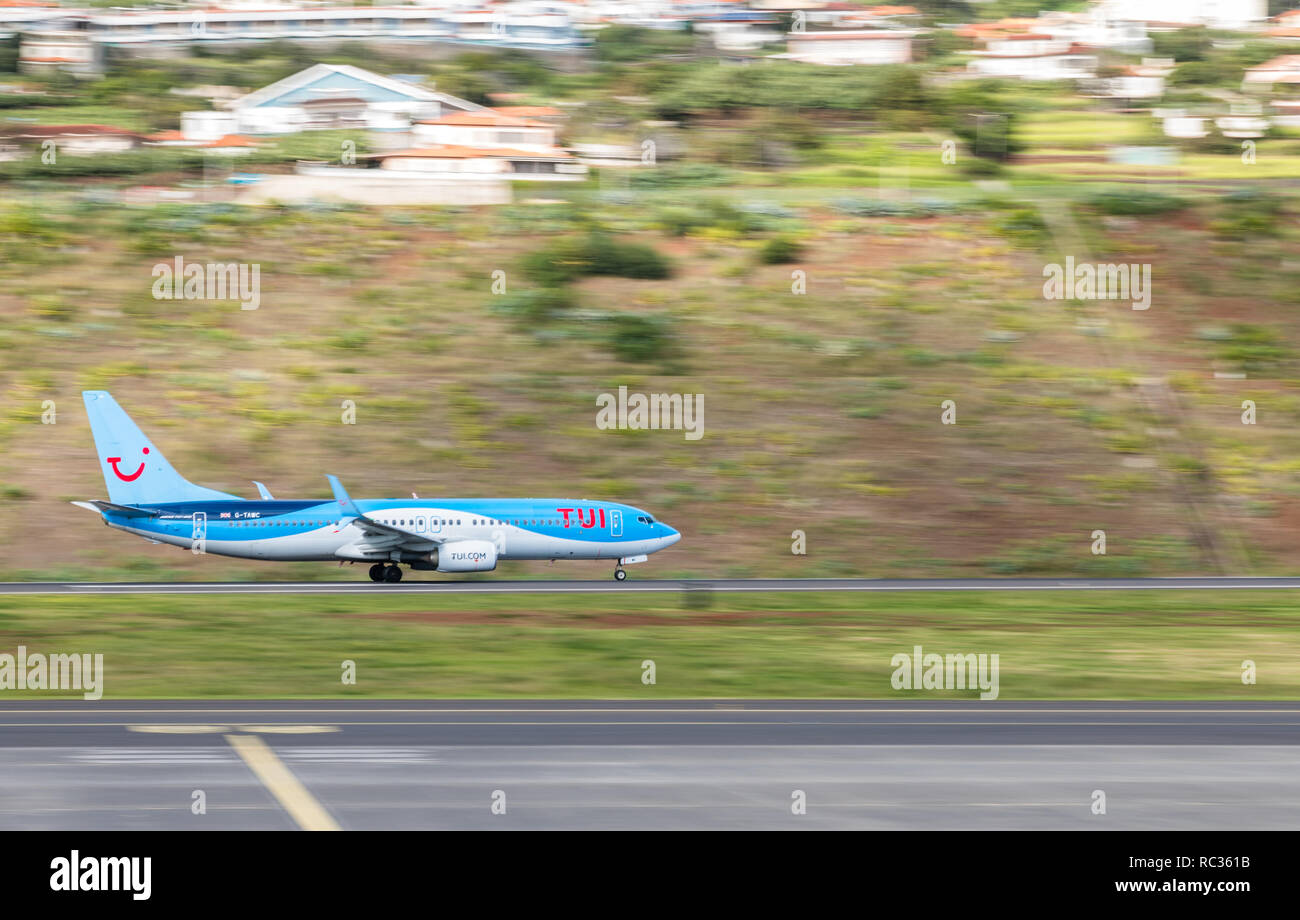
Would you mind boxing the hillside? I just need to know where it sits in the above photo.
[2,186,1298,580]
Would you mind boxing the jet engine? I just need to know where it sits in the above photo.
[435,540,498,573]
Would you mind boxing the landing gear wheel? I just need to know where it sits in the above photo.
[368,563,386,582]
[614,568,627,582]
[384,565,403,583]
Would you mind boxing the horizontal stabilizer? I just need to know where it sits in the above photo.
[71,500,159,518]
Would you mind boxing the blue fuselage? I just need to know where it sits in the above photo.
[106,497,680,563]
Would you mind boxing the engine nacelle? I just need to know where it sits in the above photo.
[436,540,498,573]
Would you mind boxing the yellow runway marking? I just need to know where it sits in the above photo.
[129,724,339,734]
[224,734,340,831]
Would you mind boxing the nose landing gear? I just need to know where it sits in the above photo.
[614,567,627,581]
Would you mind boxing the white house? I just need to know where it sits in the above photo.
[181,111,240,142]
[967,34,1096,81]
[1088,60,1171,99]
[18,30,101,77]
[0,124,142,155]
[1,124,146,156]
[363,144,586,180]
[1159,111,1209,138]
[1092,0,1267,31]
[781,29,916,66]
[1243,55,1300,90]
[1268,98,1300,127]
[693,15,782,53]
[411,111,560,154]
[211,64,486,137]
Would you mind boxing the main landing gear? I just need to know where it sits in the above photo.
[369,563,403,583]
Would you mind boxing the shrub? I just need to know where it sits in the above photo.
[1085,189,1188,216]
[1209,189,1284,240]
[960,157,1003,177]
[522,233,672,284]
[606,314,674,362]
[759,235,803,264]
[489,287,575,325]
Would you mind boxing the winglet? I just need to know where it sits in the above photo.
[252,480,274,500]
[326,474,361,519]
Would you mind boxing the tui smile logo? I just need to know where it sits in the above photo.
[106,448,149,482]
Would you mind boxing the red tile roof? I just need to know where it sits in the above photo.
[373,144,572,160]
[202,134,257,148]
[418,111,551,128]
[493,105,562,118]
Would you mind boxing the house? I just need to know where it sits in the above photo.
[1268,98,1300,127]
[73,6,585,51]
[0,124,143,155]
[17,29,101,76]
[181,110,240,142]
[1092,0,1267,31]
[690,11,782,52]
[214,64,486,136]
[361,144,586,180]
[1244,55,1300,91]
[411,111,560,154]
[781,29,917,66]
[1158,110,1209,138]
[1087,60,1171,100]
[1215,115,1268,138]
[966,33,1096,81]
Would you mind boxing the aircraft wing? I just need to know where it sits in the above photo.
[326,475,447,553]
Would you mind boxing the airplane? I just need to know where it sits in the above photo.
[73,391,681,582]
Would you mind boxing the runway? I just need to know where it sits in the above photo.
[2,701,1298,829]
[5,575,1300,594]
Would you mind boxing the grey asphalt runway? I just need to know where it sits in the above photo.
[2,701,1298,829]
[4,576,1300,594]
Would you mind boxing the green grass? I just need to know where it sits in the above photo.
[1,106,154,131]
[0,591,1295,699]
[1017,111,1155,149]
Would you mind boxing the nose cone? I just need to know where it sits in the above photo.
[661,526,681,547]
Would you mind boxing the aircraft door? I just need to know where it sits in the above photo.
[190,511,207,555]
[610,509,622,537]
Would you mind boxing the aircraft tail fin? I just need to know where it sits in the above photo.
[82,391,243,505]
